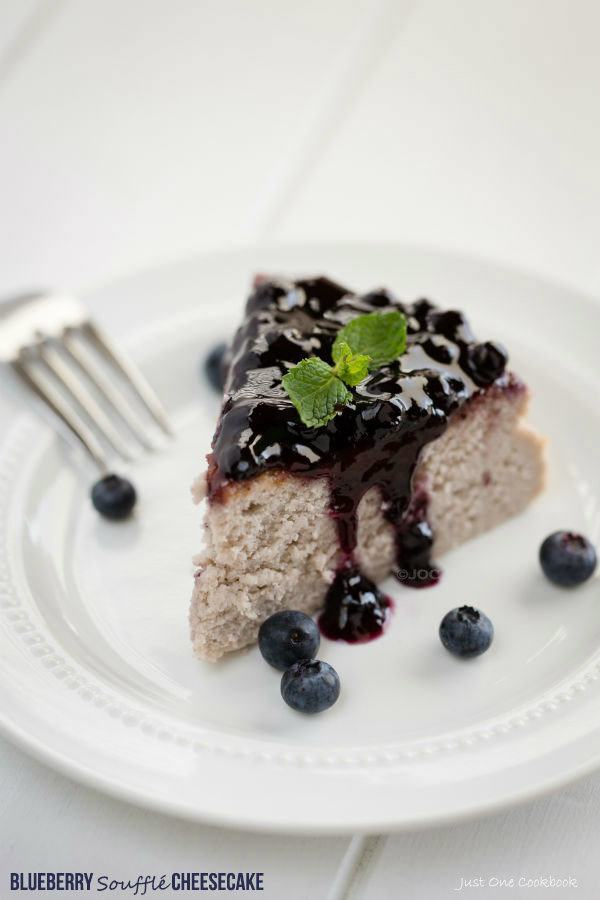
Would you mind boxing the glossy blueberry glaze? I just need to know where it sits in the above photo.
[206,276,510,642]
[319,565,392,644]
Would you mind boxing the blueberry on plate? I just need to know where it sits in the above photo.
[280,660,340,714]
[539,531,597,587]
[439,606,493,659]
[204,343,227,393]
[258,610,320,671]
[91,474,137,520]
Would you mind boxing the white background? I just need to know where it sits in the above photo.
[1,1,600,897]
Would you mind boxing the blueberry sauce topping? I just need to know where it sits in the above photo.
[319,566,392,643]
[466,341,509,387]
[207,277,511,642]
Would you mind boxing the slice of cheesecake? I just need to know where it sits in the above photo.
[190,277,546,661]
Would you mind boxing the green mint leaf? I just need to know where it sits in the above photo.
[282,357,352,428]
[332,310,407,370]
[332,340,371,387]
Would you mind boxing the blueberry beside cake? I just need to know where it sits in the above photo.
[190,276,546,661]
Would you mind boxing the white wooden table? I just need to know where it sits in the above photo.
[2,1,600,896]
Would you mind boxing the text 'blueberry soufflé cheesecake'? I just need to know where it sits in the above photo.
[190,276,546,661]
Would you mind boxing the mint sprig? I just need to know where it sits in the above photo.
[282,358,352,428]
[282,310,407,427]
[333,310,407,371]
[331,341,371,387]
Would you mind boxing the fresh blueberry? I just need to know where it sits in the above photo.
[204,343,227,392]
[258,610,320,671]
[539,531,597,587]
[91,474,137,520]
[439,606,494,659]
[467,340,508,386]
[280,659,340,714]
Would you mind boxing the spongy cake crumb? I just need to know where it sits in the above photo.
[190,384,546,661]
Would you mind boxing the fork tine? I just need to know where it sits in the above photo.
[12,357,108,472]
[82,321,173,436]
[62,330,155,452]
[37,341,134,462]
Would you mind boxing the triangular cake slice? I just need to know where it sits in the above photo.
[190,276,546,661]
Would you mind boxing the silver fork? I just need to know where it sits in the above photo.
[0,292,172,471]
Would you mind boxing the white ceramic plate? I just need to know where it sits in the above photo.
[1,244,599,834]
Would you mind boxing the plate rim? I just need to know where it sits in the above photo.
[2,709,600,835]
[2,240,600,833]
